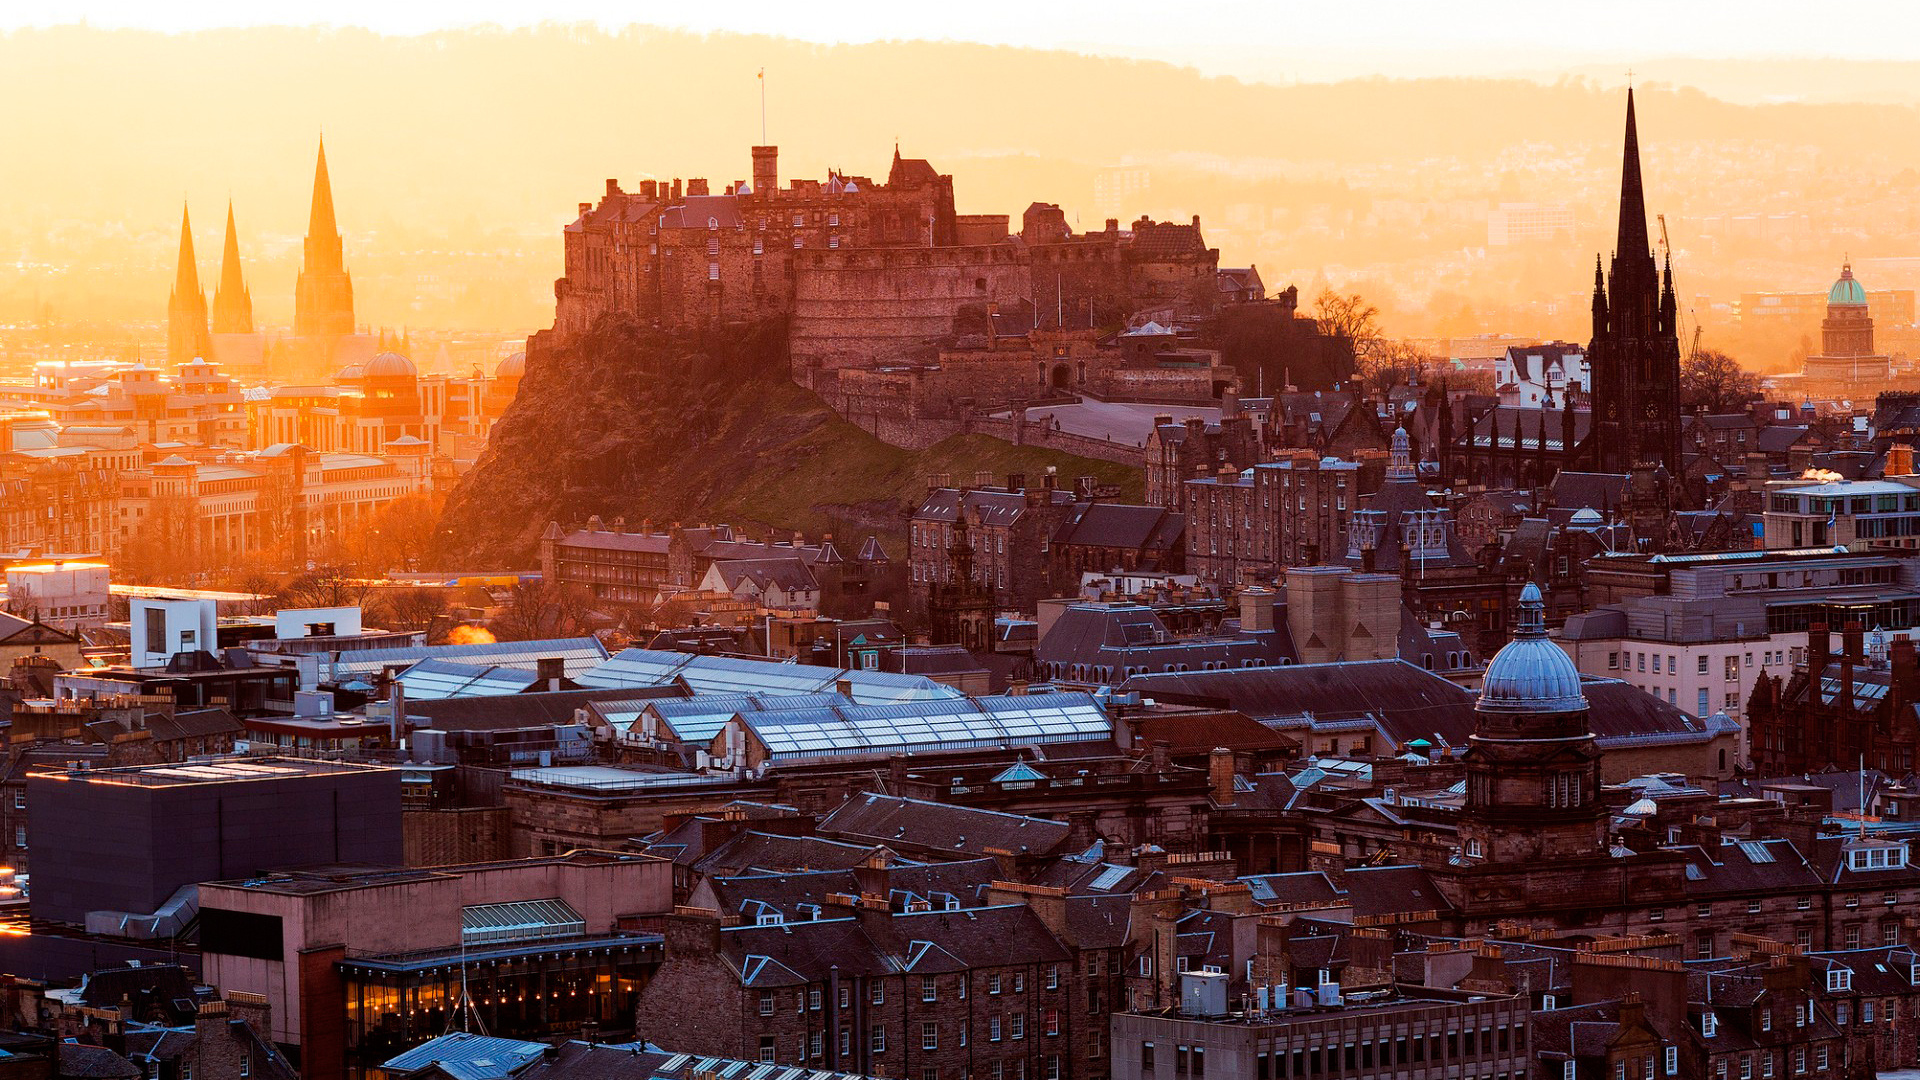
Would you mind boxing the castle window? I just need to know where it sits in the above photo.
[708,216,719,230]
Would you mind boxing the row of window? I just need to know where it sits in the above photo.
[757,1032,1061,1078]
[760,969,1057,1015]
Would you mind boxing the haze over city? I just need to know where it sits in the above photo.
[10,4,1920,370]
[11,8,1920,1080]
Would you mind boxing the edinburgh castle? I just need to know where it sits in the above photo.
[539,144,1252,447]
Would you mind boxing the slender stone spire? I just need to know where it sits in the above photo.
[1616,87,1649,261]
[166,203,212,367]
[211,200,253,335]
[309,136,339,245]
[295,135,356,341]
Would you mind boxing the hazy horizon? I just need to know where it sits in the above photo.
[8,16,1920,369]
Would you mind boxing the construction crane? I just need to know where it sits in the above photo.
[1657,213,1700,359]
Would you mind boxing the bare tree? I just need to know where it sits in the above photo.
[283,565,374,610]
[492,580,591,641]
[1311,288,1382,350]
[1681,347,1762,415]
[372,587,450,638]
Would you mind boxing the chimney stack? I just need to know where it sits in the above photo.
[1209,747,1236,806]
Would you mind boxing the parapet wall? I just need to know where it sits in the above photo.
[790,246,1034,385]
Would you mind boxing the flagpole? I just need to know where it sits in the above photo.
[758,68,767,145]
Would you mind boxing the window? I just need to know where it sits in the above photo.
[872,983,886,1005]
[840,987,850,1009]
[1816,1048,1828,1071]
[809,989,822,1010]
[922,1022,938,1050]
[1748,899,1763,914]
[840,1030,852,1056]
[1761,1010,1771,1032]
[922,975,937,1002]
[1014,973,1026,993]
[1047,965,1060,989]
[871,1026,886,1053]
[1797,896,1812,911]
[1564,1063,1577,1080]
[1667,1047,1679,1075]
[1863,1001,1876,1024]
[1703,1012,1718,1038]
[1045,1009,1060,1035]
[1191,1049,1204,1077]
[810,1034,822,1060]
[1143,1042,1156,1072]
[759,1037,775,1064]
[9,791,19,810]
[1700,655,1710,674]
[1011,1015,1025,1040]
[1045,1057,1060,1080]
[759,992,774,1016]
[990,974,1003,994]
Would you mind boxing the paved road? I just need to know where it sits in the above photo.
[991,398,1221,447]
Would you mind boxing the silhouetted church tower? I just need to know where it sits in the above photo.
[294,137,355,340]
[211,200,253,335]
[166,204,213,367]
[1577,89,1681,478]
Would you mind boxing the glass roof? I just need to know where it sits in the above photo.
[460,897,584,946]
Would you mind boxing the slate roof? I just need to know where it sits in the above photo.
[1124,660,1482,749]
[693,832,894,878]
[820,793,1072,858]
[1550,471,1628,513]
[710,557,819,595]
[1673,839,1823,896]
[1038,603,1293,676]
[914,487,1074,527]
[720,904,1070,987]
[57,1045,141,1080]
[1131,711,1297,755]
[407,687,683,732]
[1051,503,1185,554]
[145,708,244,743]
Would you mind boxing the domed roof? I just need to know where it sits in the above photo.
[363,351,418,379]
[1623,797,1659,816]
[1829,263,1868,307]
[1570,507,1604,526]
[495,351,527,379]
[335,363,365,381]
[1476,582,1587,715]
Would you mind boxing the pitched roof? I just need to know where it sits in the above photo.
[820,793,1072,858]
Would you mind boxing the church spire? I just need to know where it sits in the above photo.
[166,203,212,367]
[211,200,253,335]
[310,136,339,246]
[1616,87,1650,261]
[172,202,202,300]
[295,135,356,342]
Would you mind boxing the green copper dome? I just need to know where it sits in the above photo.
[1830,263,1867,306]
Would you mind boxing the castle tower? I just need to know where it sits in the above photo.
[166,203,213,367]
[1578,89,1681,478]
[1458,583,1607,864]
[294,137,356,340]
[211,200,253,335]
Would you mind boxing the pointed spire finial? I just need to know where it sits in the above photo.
[1616,87,1649,265]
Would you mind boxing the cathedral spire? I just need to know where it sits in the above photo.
[211,200,253,335]
[296,135,356,342]
[166,203,212,367]
[172,202,202,300]
[310,136,339,246]
[1616,88,1650,261]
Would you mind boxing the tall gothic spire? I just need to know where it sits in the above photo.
[211,200,253,335]
[310,136,339,244]
[166,203,212,367]
[1616,88,1649,261]
[295,135,356,341]
[173,202,203,300]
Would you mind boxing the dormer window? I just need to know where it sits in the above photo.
[1827,967,1852,992]
[1702,1012,1718,1037]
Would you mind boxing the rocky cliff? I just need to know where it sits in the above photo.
[438,316,1143,564]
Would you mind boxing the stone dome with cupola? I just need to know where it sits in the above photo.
[1477,582,1586,716]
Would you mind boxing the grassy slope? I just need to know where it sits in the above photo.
[440,320,1142,563]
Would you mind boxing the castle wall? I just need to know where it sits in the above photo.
[789,246,1033,385]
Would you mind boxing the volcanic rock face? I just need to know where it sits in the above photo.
[438,315,1141,565]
